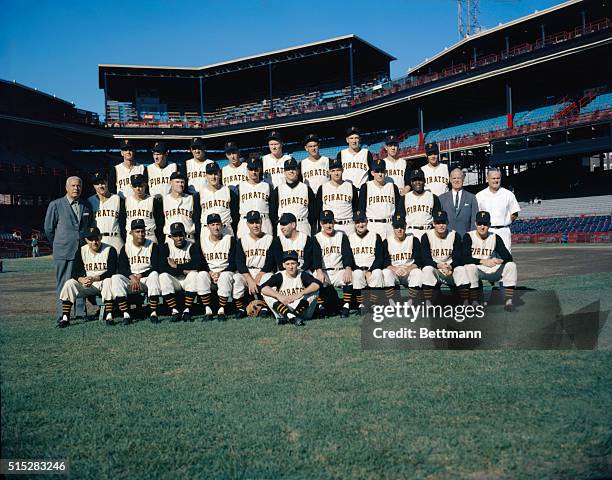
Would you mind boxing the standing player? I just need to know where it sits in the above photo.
[337,126,373,189]
[316,158,359,236]
[382,214,423,306]
[124,174,163,243]
[221,142,248,192]
[88,172,126,254]
[358,159,401,241]
[420,142,449,196]
[270,213,314,271]
[312,210,354,318]
[475,168,520,252]
[147,142,178,197]
[300,134,330,194]
[260,251,322,326]
[236,158,273,238]
[112,219,162,324]
[262,131,291,188]
[197,214,239,321]
[383,135,411,194]
[420,210,469,306]
[463,211,517,311]
[162,172,200,242]
[109,139,146,198]
[159,222,202,323]
[185,137,214,194]
[58,227,117,327]
[198,162,239,236]
[402,169,442,239]
[269,158,316,235]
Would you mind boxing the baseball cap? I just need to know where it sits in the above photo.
[120,139,135,150]
[425,142,439,156]
[282,250,299,263]
[284,158,298,171]
[279,213,297,225]
[353,210,367,223]
[130,173,146,187]
[190,137,205,149]
[320,210,335,223]
[91,172,107,184]
[385,135,399,145]
[170,171,186,181]
[205,162,220,174]
[224,141,239,153]
[433,210,448,224]
[392,214,406,228]
[410,169,425,181]
[170,222,186,236]
[130,219,146,231]
[82,226,102,239]
[371,159,386,172]
[476,211,491,226]
[246,158,260,170]
[346,126,360,137]
[304,133,319,145]
[246,210,261,223]
[328,158,343,170]
[207,213,222,225]
[267,130,282,142]
[152,141,169,154]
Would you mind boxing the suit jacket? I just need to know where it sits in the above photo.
[44,196,92,260]
[439,189,478,237]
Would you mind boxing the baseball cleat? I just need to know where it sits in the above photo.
[57,319,70,328]
[235,309,247,319]
[504,302,513,312]
[150,313,160,324]
[317,305,327,318]
[292,316,305,327]
[340,306,350,318]
[260,308,270,318]
[105,319,115,326]
[169,312,181,323]
[182,311,192,323]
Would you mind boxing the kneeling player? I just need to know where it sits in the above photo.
[112,219,162,324]
[382,214,423,306]
[260,251,322,326]
[463,211,517,311]
[159,222,202,322]
[58,227,117,327]
[420,210,469,306]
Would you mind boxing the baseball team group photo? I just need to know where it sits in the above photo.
[1,0,611,478]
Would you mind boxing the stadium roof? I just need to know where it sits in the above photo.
[0,78,75,107]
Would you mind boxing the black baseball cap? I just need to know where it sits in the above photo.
[433,210,448,224]
[246,211,261,223]
[83,226,102,239]
[267,131,282,142]
[224,141,239,153]
[304,133,319,145]
[320,210,335,223]
[371,159,386,172]
[284,158,298,171]
[190,137,205,149]
[476,211,491,226]
[410,169,425,181]
[282,250,299,263]
[279,213,297,225]
[91,172,107,184]
[329,158,343,170]
[385,135,399,145]
[392,214,406,228]
[205,162,220,174]
[346,126,360,137]
[425,142,439,156]
[170,222,186,236]
[152,141,169,154]
[353,210,367,223]
[130,219,146,231]
[207,213,222,225]
[246,158,260,170]
[130,173,146,187]
[170,171,186,181]
[120,139,135,150]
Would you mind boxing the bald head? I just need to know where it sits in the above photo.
[65,176,82,200]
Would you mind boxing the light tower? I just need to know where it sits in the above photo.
[458,0,481,38]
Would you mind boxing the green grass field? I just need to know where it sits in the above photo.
[1,251,611,479]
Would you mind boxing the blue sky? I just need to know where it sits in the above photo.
[0,0,564,115]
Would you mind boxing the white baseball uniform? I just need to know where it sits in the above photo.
[403,191,438,239]
[262,153,291,188]
[125,195,158,242]
[221,162,249,190]
[113,163,145,199]
[463,230,517,288]
[236,181,273,238]
[385,157,409,190]
[382,235,422,288]
[198,233,240,299]
[88,193,125,252]
[421,230,468,286]
[186,157,214,194]
[349,230,384,289]
[147,162,178,197]
[60,243,116,303]
[162,193,197,239]
[301,156,330,193]
[318,181,358,236]
[339,148,371,188]
[112,239,161,297]
[421,163,449,196]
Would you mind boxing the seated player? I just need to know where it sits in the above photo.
[197,213,239,321]
[159,222,202,323]
[349,210,385,314]
[58,226,117,327]
[112,219,162,324]
[312,210,354,318]
[260,251,323,326]
[270,212,313,271]
[463,211,518,311]
[420,210,469,306]
[382,214,423,306]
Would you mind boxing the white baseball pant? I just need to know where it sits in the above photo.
[382,267,422,288]
[159,271,198,294]
[60,278,113,302]
[421,265,469,286]
[352,268,384,289]
[490,227,512,253]
[112,272,161,297]
[196,270,236,298]
[465,262,517,288]
[368,221,394,241]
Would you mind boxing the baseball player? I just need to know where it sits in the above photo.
[162,171,200,242]
[58,226,117,327]
[463,211,517,311]
[262,130,291,188]
[382,214,423,306]
[159,222,202,323]
[358,159,401,241]
[198,214,240,321]
[300,134,330,194]
[315,157,359,236]
[269,158,316,235]
[109,139,146,198]
[337,126,373,189]
[112,219,162,324]
[420,210,469,306]
[475,168,520,252]
[197,162,239,236]
[88,172,126,254]
[221,142,248,192]
[234,211,276,315]
[349,210,385,313]
[236,158,273,238]
[260,251,322,326]
[383,135,411,194]
[147,142,178,197]
[124,174,163,243]
[421,142,449,196]
[270,212,314,271]
[185,137,214,194]
[402,169,442,239]
[312,210,355,318]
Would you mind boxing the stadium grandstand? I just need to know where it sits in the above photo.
[0,0,610,256]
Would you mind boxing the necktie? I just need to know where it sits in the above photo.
[72,201,80,218]
[454,191,460,213]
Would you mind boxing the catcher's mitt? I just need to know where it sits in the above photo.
[247,299,267,317]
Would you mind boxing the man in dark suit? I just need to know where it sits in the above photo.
[44,176,93,325]
[439,168,478,237]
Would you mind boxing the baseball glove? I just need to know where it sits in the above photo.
[247,299,268,317]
